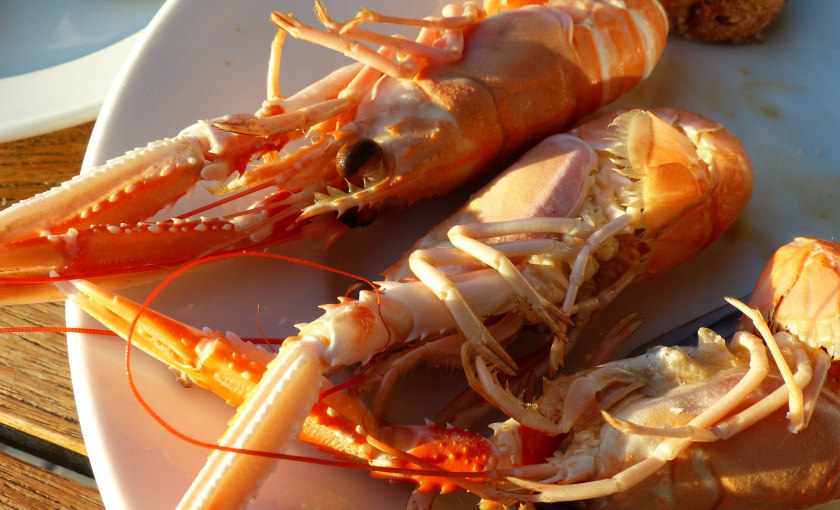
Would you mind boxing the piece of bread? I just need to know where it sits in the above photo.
[660,0,787,43]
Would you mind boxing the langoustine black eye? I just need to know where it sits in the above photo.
[336,138,384,180]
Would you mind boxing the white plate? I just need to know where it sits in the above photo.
[66,0,840,509]
[0,0,163,143]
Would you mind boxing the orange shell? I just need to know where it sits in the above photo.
[575,108,753,277]
[747,237,840,357]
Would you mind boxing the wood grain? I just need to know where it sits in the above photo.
[0,124,96,474]
[0,302,89,461]
[0,122,93,207]
[0,449,103,510]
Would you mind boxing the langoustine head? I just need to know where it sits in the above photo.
[574,108,753,277]
[490,293,840,508]
[747,237,840,358]
[481,239,840,509]
[559,332,840,510]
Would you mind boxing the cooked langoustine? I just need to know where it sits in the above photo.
[493,237,840,509]
[0,0,667,304]
[59,107,753,508]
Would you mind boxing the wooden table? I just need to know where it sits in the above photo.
[0,123,105,509]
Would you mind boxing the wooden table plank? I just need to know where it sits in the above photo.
[0,122,93,207]
[0,303,91,468]
[0,449,103,510]
[0,124,95,470]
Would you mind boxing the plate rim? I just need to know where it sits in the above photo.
[0,26,149,143]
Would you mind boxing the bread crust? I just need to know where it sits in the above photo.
[659,0,787,43]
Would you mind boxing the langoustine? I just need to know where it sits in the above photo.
[496,237,840,509]
[0,0,667,304]
[59,107,753,508]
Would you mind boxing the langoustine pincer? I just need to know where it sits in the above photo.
[58,107,753,508]
[0,0,667,304]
